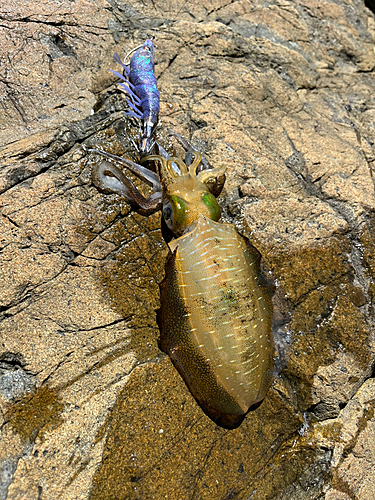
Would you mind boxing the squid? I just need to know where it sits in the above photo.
[90,137,274,429]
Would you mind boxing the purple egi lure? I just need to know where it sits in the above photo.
[110,37,160,154]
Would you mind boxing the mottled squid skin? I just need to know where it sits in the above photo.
[90,140,274,428]
[157,216,274,428]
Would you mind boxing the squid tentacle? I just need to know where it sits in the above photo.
[167,130,214,172]
[89,149,161,188]
[92,162,161,210]
[89,149,162,210]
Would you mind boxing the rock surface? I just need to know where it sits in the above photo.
[1,0,375,499]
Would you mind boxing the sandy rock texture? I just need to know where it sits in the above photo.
[1,0,374,499]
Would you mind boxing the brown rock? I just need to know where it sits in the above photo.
[1,0,375,499]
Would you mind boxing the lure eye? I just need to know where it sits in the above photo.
[163,202,173,230]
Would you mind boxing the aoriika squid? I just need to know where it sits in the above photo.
[91,138,274,429]
[110,37,160,154]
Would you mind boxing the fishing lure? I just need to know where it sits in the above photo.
[110,37,160,154]
[90,139,274,429]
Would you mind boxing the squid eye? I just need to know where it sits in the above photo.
[202,192,221,221]
[163,202,173,229]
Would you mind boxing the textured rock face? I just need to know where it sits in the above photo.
[0,0,375,499]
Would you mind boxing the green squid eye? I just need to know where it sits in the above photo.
[202,192,221,221]
[169,195,187,229]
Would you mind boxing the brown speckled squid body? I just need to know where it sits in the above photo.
[91,137,274,428]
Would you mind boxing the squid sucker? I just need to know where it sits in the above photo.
[90,136,274,429]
